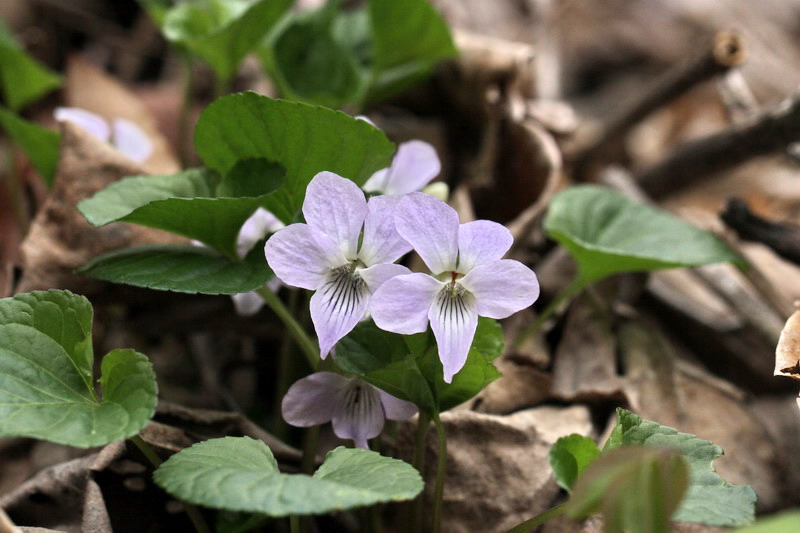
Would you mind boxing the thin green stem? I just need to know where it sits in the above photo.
[256,286,319,370]
[290,515,301,533]
[130,434,163,467]
[411,412,430,533]
[301,425,320,475]
[178,55,194,168]
[514,277,587,347]
[431,413,447,533]
[212,74,228,101]
[503,503,568,533]
[273,289,301,439]
[129,435,211,533]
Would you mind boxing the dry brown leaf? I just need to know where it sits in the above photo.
[17,122,185,295]
[153,402,301,463]
[0,508,22,533]
[472,357,552,414]
[551,296,626,403]
[618,320,785,511]
[0,442,125,533]
[776,310,800,382]
[64,56,179,175]
[392,406,593,533]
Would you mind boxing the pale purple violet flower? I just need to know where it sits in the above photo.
[282,372,417,449]
[370,193,540,383]
[264,172,412,358]
[231,208,285,316]
[355,115,441,197]
[362,140,441,196]
[55,107,153,163]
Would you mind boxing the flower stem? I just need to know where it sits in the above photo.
[129,435,211,533]
[431,413,447,533]
[273,289,301,439]
[503,503,568,533]
[290,515,300,533]
[301,425,320,475]
[514,277,587,347]
[256,286,319,370]
[411,412,430,533]
[212,75,228,101]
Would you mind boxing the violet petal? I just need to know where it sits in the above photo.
[264,223,345,290]
[112,118,153,163]
[231,291,265,316]
[395,192,459,275]
[282,372,348,427]
[310,269,371,358]
[363,168,390,194]
[371,273,442,334]
[303,172,367,260]
[237,208,284,259]
[359,263,411,293]
[372,140,441,196]
[378,390,418,420]
[429,287,478,383]
[55,107,110,142]
[359,195,412,266]
[460,259,540,319]
[331,380,385,449]
[456,220,513,273]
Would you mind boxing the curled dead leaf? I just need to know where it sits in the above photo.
[17,122,185,295]
[775,310,800,381]
[64,56,179,175]
[392,406,593,533]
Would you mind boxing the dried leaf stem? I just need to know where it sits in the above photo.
[573,30,745,180]
[638,92,800,198]
[721,197,800,266]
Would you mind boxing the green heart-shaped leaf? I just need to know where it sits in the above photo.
[78,243,273,295]
[544,185,743,284]
[78,166,284,257]
[153,437,423,515]
[194,92,395,224]
[0,290,157,447]
[0,108,60,185]
[567,446,690,533]
[162,0,292,83]
[604,408,756,527]
[335,317,503,415]
[0,20,61,110]
[366,0,457,103]
[263,3,366,109]
[548,434,602,492]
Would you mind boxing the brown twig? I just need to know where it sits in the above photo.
[717,69,800,165]
[720,197,800,266]
[572,30,745,180]
[638,94,800,198]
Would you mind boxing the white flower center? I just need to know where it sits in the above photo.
[320,263,368,314]
[435,280,470,321]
